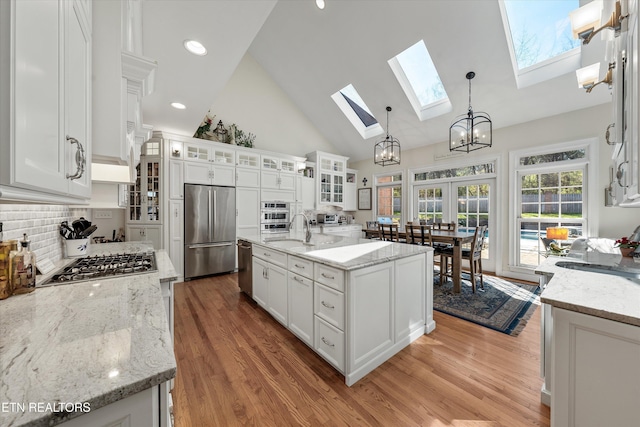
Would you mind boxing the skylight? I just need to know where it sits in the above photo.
[388,40,451,121]
[331,84,383,139]
[499,0,582,88]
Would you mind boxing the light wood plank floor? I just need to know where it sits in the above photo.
[173,273,550,427]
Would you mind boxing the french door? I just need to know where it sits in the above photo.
[414,178,496,272]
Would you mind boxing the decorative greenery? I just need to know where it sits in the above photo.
[232,123,256,148]
[614,236,640,249]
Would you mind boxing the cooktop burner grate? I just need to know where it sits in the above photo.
[41,252,157,286]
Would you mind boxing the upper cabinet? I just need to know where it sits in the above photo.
[306,151,349,207]
[0,0,92,203]
[92,0,157,173]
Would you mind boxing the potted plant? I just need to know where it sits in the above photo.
[614,236,640,257]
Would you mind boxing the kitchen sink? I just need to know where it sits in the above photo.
[556,261,640,280]
[265,239,315,248]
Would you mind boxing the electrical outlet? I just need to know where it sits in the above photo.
[94,210,113,219]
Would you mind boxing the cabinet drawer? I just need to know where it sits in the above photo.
[314,282,344,330]
[314,316,345,373]
[253,245,287,268]
[288,255,313,280]
[314,263,344,292]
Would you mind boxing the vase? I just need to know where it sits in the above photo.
[620,247,636,257]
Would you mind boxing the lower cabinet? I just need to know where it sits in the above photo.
[168,200,184,279]
[266,264,287,326]
[551,307,640,427]
[59,383,170,427]
[288,271,313,347]
[252,257,269,309]
[321,225,363,239]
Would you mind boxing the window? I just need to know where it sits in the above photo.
[331,84,383,139]
[375,173,403,225]
[413,162,495,182]
[388,40,452,121]
[510,141,594,270]
[499,0,581,88]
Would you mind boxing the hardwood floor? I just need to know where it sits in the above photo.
[173,273,550,427]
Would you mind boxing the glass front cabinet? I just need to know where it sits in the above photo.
[307,151,348,207]
[128,149,162,223]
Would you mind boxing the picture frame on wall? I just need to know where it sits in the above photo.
[358,188,372,210]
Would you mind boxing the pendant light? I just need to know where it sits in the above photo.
[449,71,492,153]
[374,106,401,166]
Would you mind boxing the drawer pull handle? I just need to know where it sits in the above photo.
[321,273,335,280]
[321,337,335,348]
[293,276,304,283]
[321,300,334,309]
[264,252,271,257]
[294,264,305,269]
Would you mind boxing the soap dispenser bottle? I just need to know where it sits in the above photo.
[10,233,36,294]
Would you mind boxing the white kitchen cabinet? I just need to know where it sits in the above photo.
[236,167,260,188]
[252,257,269,309]
[288,271,314,347]
[168,200,184,279]
[296,175,316,210]
[184,162,235,186]
[261,154,297,191]
[185,142,235,165]
[236,150,260,168]
[92,0,157,167]
[344,169,357,211]
[236,187,260,238]
[168,160,184,200]
[0,0,92,202]
[551,307,640,427]
[253,246,289,325]
[267,263,288,326]
[59,384,165,427]
[126,224,162,249]
[321,225,362,239]
[306,151,348,207]
[127,155,162,223]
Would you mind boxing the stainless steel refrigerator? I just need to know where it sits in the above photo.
[184,184,236,279]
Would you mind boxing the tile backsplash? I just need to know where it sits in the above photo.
[0,204,89,263]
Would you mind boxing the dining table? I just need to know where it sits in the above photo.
[362,227,476,293]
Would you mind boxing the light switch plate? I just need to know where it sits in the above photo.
[94,210,113,219]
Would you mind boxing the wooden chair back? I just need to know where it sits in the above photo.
[406,223,433,246]
[378,223,400,242]
[433,222,457,232]
[469,225,487,260]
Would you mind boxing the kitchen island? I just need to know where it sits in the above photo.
[0,242,176,427]
[536,242,640,427]
[238,231,434,386]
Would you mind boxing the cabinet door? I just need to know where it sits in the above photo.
[65,0,91,197]
[319,173,332,203]
[344,183,356,211]
[12,0,68,195]
[278,173,296,191]
[184,162,211,185]
[261,170,280,189]
[211,164,235,186]
[169,160,184,199]
[169,200,184,278]
[301,177,315,210]
[236,167,260,188]
[332,174,344,204]
[236,187,260,237]
[267,263,288,326]
[252,257,268,308]
[288,272,313,346]
[126,225,161,249]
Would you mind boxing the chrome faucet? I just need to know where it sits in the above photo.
[289,213,312,243]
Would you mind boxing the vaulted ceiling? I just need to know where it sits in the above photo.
[142,0,611,162]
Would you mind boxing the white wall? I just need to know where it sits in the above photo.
[350,103,640,276]
[210,53,338,157]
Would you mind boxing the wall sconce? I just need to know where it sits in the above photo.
[576,62,614,93]
[570,0,628,45]
[362,177,368,187]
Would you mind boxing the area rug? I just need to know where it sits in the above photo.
[433,272,541,336]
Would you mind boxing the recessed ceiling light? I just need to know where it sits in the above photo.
[183,40,207,56]
[171,102,186,110]
[316,0,325,10]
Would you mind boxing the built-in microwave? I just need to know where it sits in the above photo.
[261,223,290,233]
[260,201,290,233]
[317,214,338,224]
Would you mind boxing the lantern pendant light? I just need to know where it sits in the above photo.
[374,106,401,166]
[449,71,492,153]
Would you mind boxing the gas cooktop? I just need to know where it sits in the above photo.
[41,252,157,286]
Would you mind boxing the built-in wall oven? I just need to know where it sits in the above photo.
[261,201,290,233]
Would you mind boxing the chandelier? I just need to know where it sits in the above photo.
[449,71,492,153]
[374,106,400,166]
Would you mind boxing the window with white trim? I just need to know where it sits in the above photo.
[375,173,403,225]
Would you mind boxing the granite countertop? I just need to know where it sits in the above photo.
[0,242,177,427]
[536,240,640,327]
[238,231,431,271]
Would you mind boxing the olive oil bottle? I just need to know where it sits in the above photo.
[10,233,36,294]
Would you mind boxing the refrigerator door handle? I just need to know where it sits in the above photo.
[213,189,217,236]
[207,188,213,241]
[187,242,234,249]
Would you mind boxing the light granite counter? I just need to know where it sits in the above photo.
[238,230,432,270]
[0,242,176,426]
[536,245,640,327]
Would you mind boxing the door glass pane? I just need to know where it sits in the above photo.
[456,184,490,260]
[377,185,402,224]
[416,187,443,223]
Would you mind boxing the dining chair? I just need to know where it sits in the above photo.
[378,223,401,242]
[432,221,457,231]
[439,225,487,293]
[406,223,433,246]
[365,221,380,239]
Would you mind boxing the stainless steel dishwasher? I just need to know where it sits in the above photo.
[237,239,252,297]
